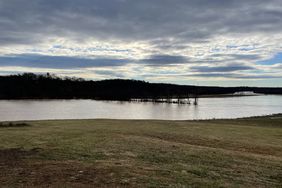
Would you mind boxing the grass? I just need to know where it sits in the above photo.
[0,115,281,187]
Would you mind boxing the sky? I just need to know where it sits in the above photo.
[0,0,282,87]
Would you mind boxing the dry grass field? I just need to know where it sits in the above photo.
[0,115,281,187]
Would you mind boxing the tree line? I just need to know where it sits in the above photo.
[0,73,281,100]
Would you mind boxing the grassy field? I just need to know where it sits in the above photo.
[0,115,282,187]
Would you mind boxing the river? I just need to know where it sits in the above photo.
[0,95,282,121]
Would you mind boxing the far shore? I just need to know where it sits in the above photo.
[1,93,282,101]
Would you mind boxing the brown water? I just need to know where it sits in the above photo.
[0,95,282,121]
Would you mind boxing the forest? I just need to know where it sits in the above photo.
[0,73,281,100]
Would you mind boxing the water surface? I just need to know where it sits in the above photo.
[0,95,282,121]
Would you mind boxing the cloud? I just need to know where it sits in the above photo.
[211,54,262,61]
[0,0,282,86]
[139,55,188,66]
[0,54,129,69]
[190,64,255,73]
[1,0,282,45]
[0,53,189,69]
[187,73,282,79]
[93,70,125,78]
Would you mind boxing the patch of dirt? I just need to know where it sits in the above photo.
[0,148,41,166]
[0,148,137,187]
[0,122,31,128]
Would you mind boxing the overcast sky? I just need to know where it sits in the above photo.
[0,0,282,86]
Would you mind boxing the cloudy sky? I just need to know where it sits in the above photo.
[0,0,282,86]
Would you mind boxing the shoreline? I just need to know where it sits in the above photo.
[1,113,282,123]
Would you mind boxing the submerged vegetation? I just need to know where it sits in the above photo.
[0,115,281,187]
[0,73,282,100]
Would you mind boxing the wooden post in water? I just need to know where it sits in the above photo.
[187,94,191,104]
[177,95,181,104]
[194,96,198,105]
[193,86,199,105]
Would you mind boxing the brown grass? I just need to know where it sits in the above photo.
[0,115,281,187]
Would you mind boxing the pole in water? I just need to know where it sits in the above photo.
[194,95,198,105]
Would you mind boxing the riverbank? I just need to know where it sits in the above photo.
[0,115,281,187]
